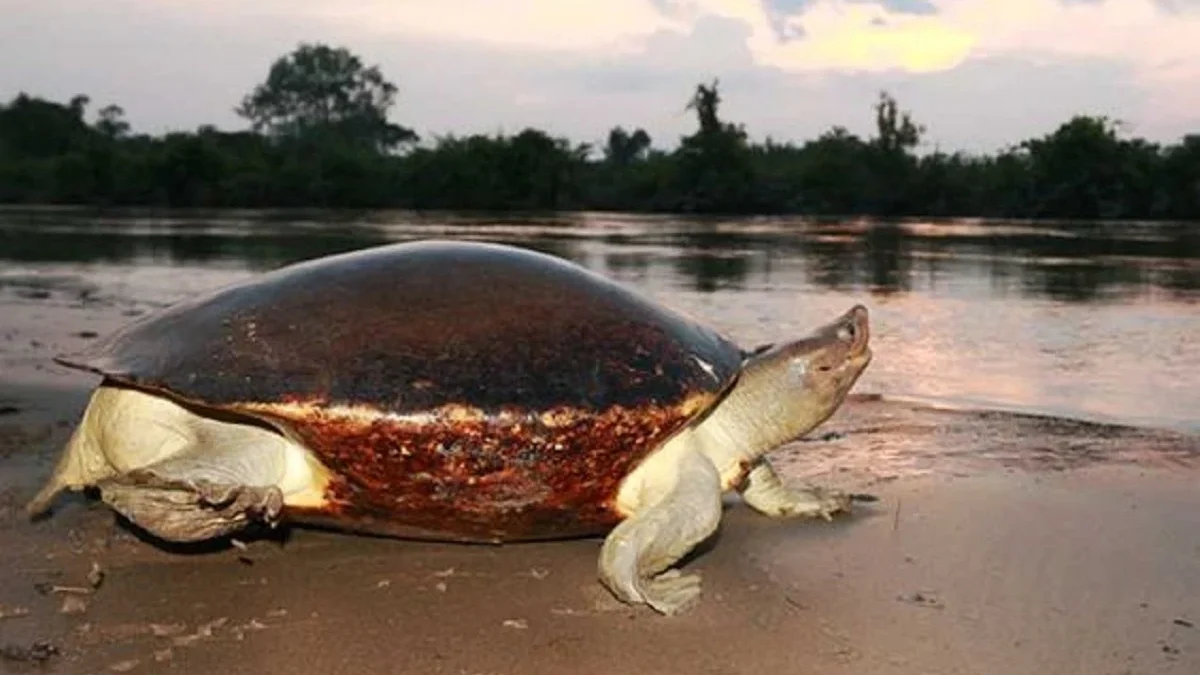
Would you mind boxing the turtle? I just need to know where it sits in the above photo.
[26,239,872,615]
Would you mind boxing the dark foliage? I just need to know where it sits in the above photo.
[1,43,1197,219]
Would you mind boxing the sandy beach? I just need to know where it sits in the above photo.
[2,274,1198,675]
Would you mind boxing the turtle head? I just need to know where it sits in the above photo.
[710,305,872,461]
[762,303,872,426]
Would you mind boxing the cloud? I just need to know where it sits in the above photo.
[159,0,681,52]
[0,0,1196,153]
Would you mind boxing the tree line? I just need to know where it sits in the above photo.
[1,42,1197,219]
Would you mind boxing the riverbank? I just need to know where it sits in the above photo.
[1,280,1198,674]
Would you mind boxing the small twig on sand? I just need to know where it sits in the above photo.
[47,586,94,595]
[892,498,902,532]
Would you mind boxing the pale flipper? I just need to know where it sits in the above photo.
[96,440,287,543]
[738,458,851,520]
[26,385,318,543]
[599,450,723,615]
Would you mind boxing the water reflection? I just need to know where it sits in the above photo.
[0,208,1197,302]
[1,207,1196,433]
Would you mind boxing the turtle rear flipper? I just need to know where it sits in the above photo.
[96,413,297,541]
[28,384,323,541]
[98,469,284,543]
[26,384,196,518]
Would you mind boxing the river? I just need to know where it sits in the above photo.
[1,208,1196,433]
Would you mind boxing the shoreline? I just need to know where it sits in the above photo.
[1,252,1198,674]
[3,368,1197,674]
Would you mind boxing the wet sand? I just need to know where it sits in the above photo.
[2,277,1198,675]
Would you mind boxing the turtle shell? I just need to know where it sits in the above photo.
[59,240,744,542]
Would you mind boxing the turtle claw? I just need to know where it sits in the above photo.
[806,486,854,521]
[192,479,285,528]
[98,470,284,543]
[642,569,703,616]
[746,483,854,520]
[739,461,861,521]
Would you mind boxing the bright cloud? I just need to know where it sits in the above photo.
[243,0,1200,117]
[681,0,1200,80]
[154,0,1200,93]
[730,1,977,73]
[691,0,1200,129]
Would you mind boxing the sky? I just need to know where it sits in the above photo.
[1,0,1198,153]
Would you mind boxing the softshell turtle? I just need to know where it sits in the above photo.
[27,239,872,615]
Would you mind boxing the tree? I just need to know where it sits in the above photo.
[1160,134,1200,219]
[873,91,923,154]
[675,80,757,212]
[235,42,416,153]
[866,91,925,214]
[94,104,130,139]
[794,127,872,214]
[1,85,1199,219]
[0,93,93,158]
[687,80,723,134]
[1022,115,1133,218]
[604,126,652,165]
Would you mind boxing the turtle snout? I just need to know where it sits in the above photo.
[836,304,870,357]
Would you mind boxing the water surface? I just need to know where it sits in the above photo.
[1,208,1197,433]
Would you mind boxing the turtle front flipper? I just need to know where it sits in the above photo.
[738,458,852,520]
[98,468,283,542]
[598,449,723,615]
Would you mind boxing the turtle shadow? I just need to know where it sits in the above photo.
[22,487,292,555]
[679,498,883,569]
[78,484,295,556]
[108,513,293,556]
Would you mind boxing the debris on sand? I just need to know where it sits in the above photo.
[502,619,529,629]
[897,591,944,610]
[0,605,30,620]
[87,561,106,590]
[48,583,94,596]
[1173,618,1194,629]
[803,431,845,443]
[0,405,20,416]
[108,658,139,672]
[59,594,89,615]
[171,617,229,647]
[36,583,93,596]
[231,618,269,641]
[0,640,60,663]
[36,561,106,606]
[149,623,187,638]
